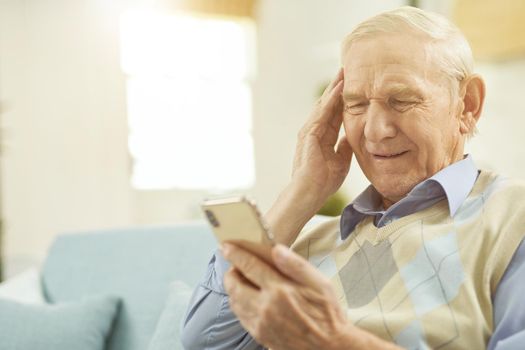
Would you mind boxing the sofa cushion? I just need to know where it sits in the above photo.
[0,294,120,350]
[0,268,45,304]
[42,223,217,350]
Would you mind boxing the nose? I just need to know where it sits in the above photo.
[363,101,397,142]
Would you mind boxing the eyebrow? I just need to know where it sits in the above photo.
[387,84,424,98]
[342,84,424,102]
[342,93,366,102]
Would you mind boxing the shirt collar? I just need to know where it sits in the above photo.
[340,155,478,240]
[427,154,478,216]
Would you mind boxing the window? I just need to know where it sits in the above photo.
[120,10,256,190]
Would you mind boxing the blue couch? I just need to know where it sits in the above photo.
[42,222,218,350]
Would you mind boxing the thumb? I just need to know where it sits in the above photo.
[272,244,326,291]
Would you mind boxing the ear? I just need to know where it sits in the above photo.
[458,74,486,135]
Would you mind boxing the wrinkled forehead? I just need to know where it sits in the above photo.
[342,33,446,95]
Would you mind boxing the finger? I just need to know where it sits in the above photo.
[309,79,344,131]
[323,67,344,95]
[314,82,344,143]
[328,91,344,129]
[223,268,261,331]
[222,243,284,288]
[335,136,353,163]
[224,267,260,302]
[319,108,341,141]
[326,79,344,109]
[271,244,328,291]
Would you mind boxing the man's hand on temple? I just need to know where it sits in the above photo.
[292,67,352,202]
[264,68,353,246]
[222,242,402,350]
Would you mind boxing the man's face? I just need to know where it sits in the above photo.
[342,32,465,207]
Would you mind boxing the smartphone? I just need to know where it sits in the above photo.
[202,196,275,263]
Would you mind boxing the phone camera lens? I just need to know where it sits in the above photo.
[205,210,220,228]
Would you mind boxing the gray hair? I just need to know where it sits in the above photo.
[341,6,474,92]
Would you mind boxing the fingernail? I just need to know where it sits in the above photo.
[274,244,290,264]
[221,243,232,257]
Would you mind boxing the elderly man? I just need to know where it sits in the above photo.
[181,6,525,350]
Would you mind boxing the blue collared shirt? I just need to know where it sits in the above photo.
[181,155,525,349]
[340,155,479,239]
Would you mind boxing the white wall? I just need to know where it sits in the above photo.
[466,60,525,174]
[1,0,523,278]
[0,0,134,276]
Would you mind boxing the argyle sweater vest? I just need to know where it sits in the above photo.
[292,171,525,349]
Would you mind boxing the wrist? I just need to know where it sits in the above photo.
[265,181,325,246]
[284,180,328,212]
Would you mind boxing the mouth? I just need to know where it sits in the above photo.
[372,151,408,159]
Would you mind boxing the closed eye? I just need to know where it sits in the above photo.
[389,99,419,112]
[344,102,369,115]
